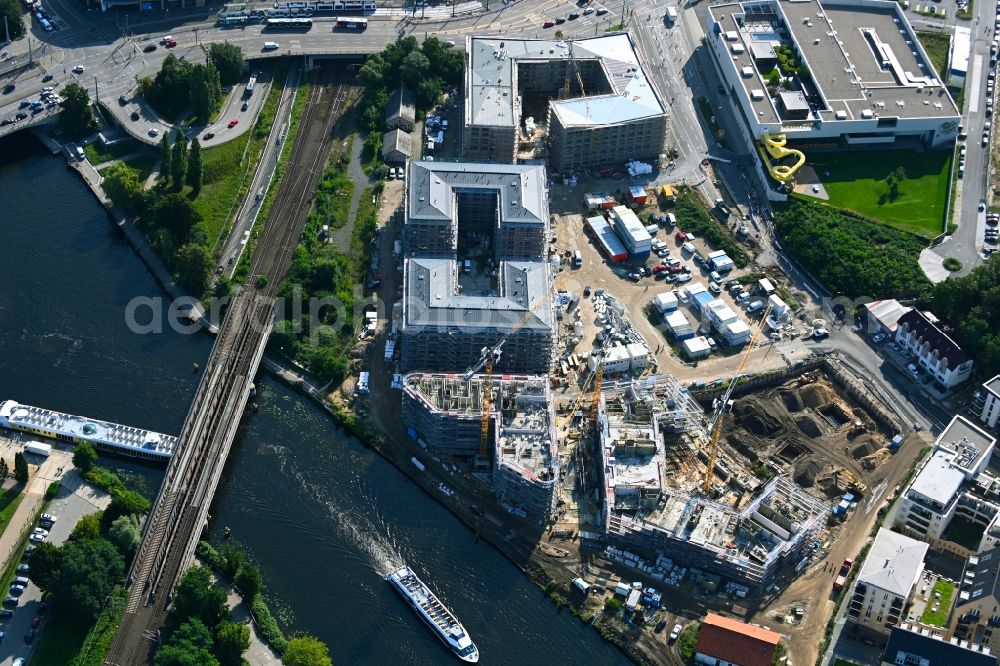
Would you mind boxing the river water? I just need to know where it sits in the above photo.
[0,135,629,665]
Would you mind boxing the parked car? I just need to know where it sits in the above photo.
[23,629,35,644]
[8,586,24,597]
[0,610,13,619]
[2,597,18,608]
[543,19,555,27]
[675,273,692,283]
[2,84,14,94]
[72,65,85,74]
[30,617,40,629]
[41,73,53,82]
[143,44,157,53]
[873,333,886,343]
[148,128,159,137]
[568,11,579,18]
[669,624,683,643]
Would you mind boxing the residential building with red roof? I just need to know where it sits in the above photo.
[694,613,781,666]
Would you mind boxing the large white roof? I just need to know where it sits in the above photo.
[857,527,928,597]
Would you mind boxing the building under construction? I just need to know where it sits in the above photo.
[400,160,555,373]
[463,34,668,171]
[596,384,827,588]
[402,373,559,519]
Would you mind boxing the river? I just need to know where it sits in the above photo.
[0,134,629,665]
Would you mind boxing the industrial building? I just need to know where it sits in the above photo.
[400,161,555,373]
[595,384,826,588]
[385,86,416,132]
[585,214,629,262]
[705,0,960,150]
[611,205,652,259]
[462,34,668,171]
[845,527,928,635]
[401,373,559,519]
[894,416,997,550]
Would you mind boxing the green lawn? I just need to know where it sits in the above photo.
[83,141,136,165]
[916,31,951,80]
[921,579,956,627]
[30,611,91,665]
[805,148,952,237]
[0,484,24,537]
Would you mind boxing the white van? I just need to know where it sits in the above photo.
[746,300,764,314]
[573,250,583,267]
[681,241,696,255]
[263,41,280,51]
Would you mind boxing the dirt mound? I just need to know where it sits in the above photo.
[851,437,881,459]
[734,400,786,436]
[794,459,823,488]
[781,390,804,413]
[861,449,891,470]
[795,415,823,439]
[800,383,836,409]
[726,432,760,461]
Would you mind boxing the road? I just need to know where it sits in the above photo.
[218,64,301,278]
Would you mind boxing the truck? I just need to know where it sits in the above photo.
[25,441,52,457]
[833,557,854,592]
[665,7,677,23]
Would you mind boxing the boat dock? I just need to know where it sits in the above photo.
[0,399,177,461]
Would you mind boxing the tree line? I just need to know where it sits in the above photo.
[773,199,929,298]
[356,36,464,164]
[922,254,1000,376]
[139,43,243,122]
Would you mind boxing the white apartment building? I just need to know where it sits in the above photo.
[981,375,1000,430]
[846,528,928,634]
[895,310,974,389]
[895,417,997,547]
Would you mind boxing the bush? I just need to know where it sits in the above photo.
[250,596,289,654]
[45,481,61,500]
[603,597,623,614]
[943,257,963,272]
[674,188,750,268]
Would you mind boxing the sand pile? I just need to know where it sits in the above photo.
[795,415,823,439]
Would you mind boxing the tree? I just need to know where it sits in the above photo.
[171,132,188,192]
[101,490,151,533]
[188,64,221,123]
[150,193,202,244]
[166,567,227,634]
[49,538,124,621]
[400,51,431,89]
[0,458,8,481]
[282,636,333,666]
[102,162,147,215]
[108,514,141,555]
[70,512,103,541]
[72,442,98,473]
[160,133,172,179]
[155,619,220,666]
[187,138,203,195]
[13,452,28,484]
[27,542,63,592]
[208,42,245,86]
[58,82,98,139]
[174,243,213,294]
[148,54,193,119]
[0,0,26,40]
[214,622,250,666]
[234,563,263,602]
[218,542,246,580]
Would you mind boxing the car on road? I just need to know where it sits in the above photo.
[873,333,886,343]
[555,16,566,23]
[568,11,579,18]
[241,101,249,111]
[15,112,27,120]
[0,118,11,126]
[203,132,215,140]
[263,41,280,50]
[228,118,239,128]
[2,84,14,94]
[41,73,53,82]
[130,111,140,121]
[31,617,40,629]
[23,629,35,644]
[160,35,174,45]
[543,19,554,27]
[148,128,159,137]
[118,95,128,106]
[583,7,594,13]
[669,624,683,643]
[72,65,85,74]
[144,44,157,53]
[164,39,177,48]
[12,658,23,666]
[596,7,608,14]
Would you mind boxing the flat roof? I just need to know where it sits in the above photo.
[984,374,1000,399]
[466,33,665,129]
[866,298,914,332]
[952,26,972,76]
[935,415,996,473]
[909,449,964,507]
[403,257,553,332]
[709,0,958,124]
[407,160,547,228]
[857,527,928,597]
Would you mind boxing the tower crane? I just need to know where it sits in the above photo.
[702,304,774,495]
[464,301,545,467]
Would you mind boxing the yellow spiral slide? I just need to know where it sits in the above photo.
[758,132,806,183]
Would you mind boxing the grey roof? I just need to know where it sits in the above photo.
[856,527,927,597]
[985,375,1000,399]
[709,0,958,124]
[386,86,416,125]
[935,415,996,472]
[884,624,996,666]
[466,34,665,129]
[402,257,553,332]
[963,546,1000,606]
[909,450,964,507]
[406,160,547,227]
[382,129,413,159]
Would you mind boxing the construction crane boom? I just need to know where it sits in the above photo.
[465,301,546,464]
[703,304,774,495]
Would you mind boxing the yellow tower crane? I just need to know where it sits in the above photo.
[702,305,774,495]
[464,301,545,467]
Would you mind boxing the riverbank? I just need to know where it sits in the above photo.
[260,356,660,666]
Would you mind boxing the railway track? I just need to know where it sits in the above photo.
[104,63,358,666]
